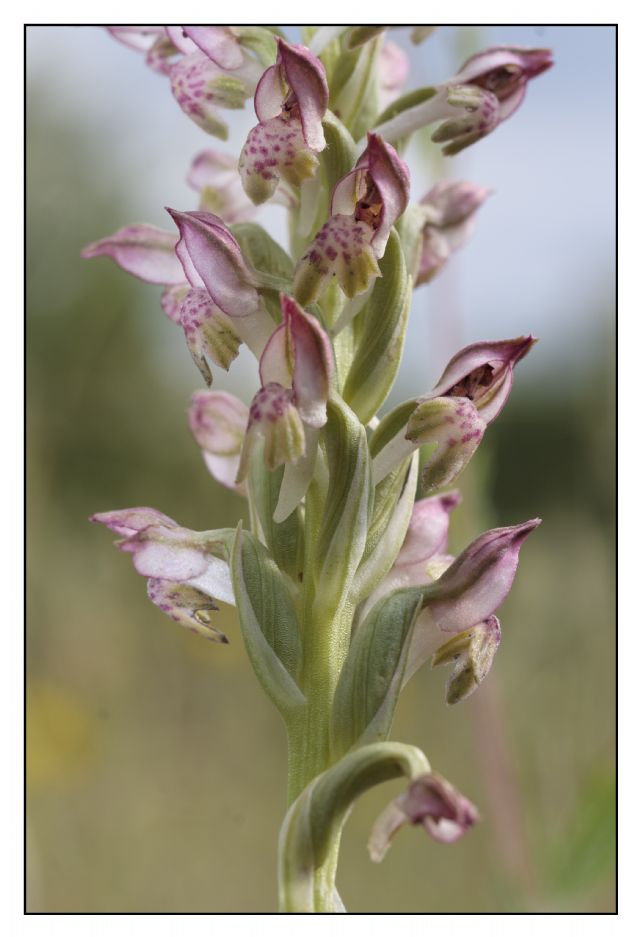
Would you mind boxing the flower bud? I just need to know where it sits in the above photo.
[81,224,184,285]
[426,519,541,633]
[90,507,177,538]
[369,772,479,860]
[431,615,501,704]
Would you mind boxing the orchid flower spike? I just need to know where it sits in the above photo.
[90,509,234,641]
[416,181,491,284]
[293,132,410,304]
[369,772,479,860]
[376,45,553,154]
[239,38,329,204]
[372,336,535,486]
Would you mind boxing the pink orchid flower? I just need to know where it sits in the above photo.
[293,132,410,304]
[239,38,329,204]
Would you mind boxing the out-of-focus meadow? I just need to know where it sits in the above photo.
[27,26,615,913]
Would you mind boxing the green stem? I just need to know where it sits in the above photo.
[279,742,431,912]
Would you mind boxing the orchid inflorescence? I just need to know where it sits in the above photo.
[85,25,551,913]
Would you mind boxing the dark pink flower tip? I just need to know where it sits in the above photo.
[428,518,541,633]
[166,208,260,318]
[369,771,479,860]
[280,294,333,428]
[276,38,329,151]
[363,132,411,254]
[454,46,554,100]
[402,773,480,844]
[428,335,537,424]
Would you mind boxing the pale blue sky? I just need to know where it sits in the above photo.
[27,25,615,399]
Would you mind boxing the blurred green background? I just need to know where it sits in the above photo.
[27,26,615,912]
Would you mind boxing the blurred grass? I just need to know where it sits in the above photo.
[27,59,615,912]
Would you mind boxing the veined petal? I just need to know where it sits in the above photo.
[276,39,328,151]
[164,25,198,54]
[406,396,486,491]
[182,26,244,70]
[239,115,319,205]
[363,133,410,256]
[236,382,306,480]
[81,225,184,285]
[426,519,541,633]
[428,336,536,424]
[90,507,178,538]
[254,63,286,121]
[282,295,333,428]
[147,578,228,642]
[259,323,292,387]
[119,525,211,580]
[293,214,380,305]
[167,209,261,317]
[180,288,242,384]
